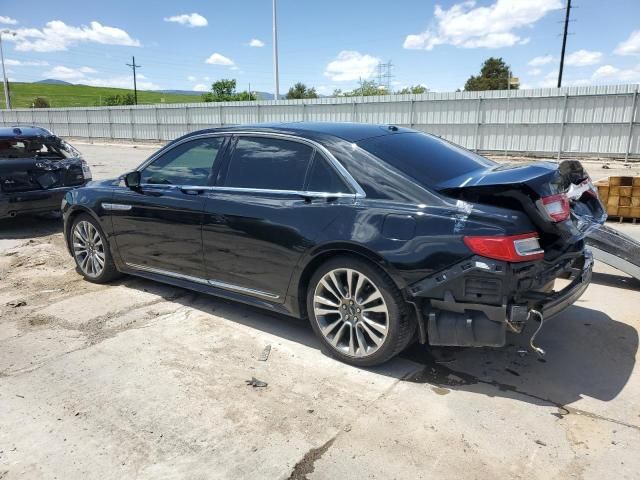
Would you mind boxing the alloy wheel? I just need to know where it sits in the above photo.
[313,268,389,358]
[73,220,106,278]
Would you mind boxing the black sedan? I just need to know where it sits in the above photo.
[1,126,91,219]
[62,123,605,366]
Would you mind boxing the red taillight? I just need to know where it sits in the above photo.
[463,233,544,262]
[541,193,570,222]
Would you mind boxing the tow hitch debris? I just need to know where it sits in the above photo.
[245,377,268,388]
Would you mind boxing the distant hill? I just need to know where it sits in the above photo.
[34,79,73,86]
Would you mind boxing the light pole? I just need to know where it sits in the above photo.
[272,0,280,100]
[0,29,16,110]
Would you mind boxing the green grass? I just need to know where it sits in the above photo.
[1,82,204,109]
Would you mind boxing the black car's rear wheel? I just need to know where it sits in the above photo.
[307,256,415,367]
[71,214,120,283]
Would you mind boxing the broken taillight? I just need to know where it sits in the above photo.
[463,233,544,262]
[541,193,570,222]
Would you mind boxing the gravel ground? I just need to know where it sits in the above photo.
[1,141,639,480]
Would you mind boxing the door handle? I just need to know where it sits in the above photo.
[180,186,206,195]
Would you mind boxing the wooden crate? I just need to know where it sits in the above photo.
[633,177,640,187]
[609,176,634,187]
[600,176,640,221]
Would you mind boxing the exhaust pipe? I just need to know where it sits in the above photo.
[8,211,17,218]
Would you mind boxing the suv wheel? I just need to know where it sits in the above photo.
[307,256,415,367]
[71,214,120,283]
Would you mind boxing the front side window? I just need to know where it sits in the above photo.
[224,137,314,191]
[141,137,224,186]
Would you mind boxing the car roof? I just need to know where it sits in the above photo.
[0,125,55,140]
[178,122,416,143]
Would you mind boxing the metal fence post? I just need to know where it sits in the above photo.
[66,109,71,137]
[557,93,569,161]
[185,105,191,134]
[31,108,35,125]
[46,108,52,132]
[409,98,415,128]
[219,105,224,126]
[130,107,135,141]
[474,97,482,152]
[257,103,262,123]
[352,101,357,122]
[302,101,306,122]
[625,87,638,161]
[154,105,160,141]
[503,95,511,157]
[86,109,92,141]
[107,107,114,140]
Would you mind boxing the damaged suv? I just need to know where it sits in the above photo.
[62,123,606,366]
[1,126,91,219]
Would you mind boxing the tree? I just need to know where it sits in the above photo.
[464,57,517,91]
[396,85,428,95]
[342,80,389,97]
[32,97,50,108]
[286,82,318,99]
[103,93,135,106]
[202,79,256,102]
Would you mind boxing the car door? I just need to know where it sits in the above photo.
[110,135,227,279]
[202,134,357,302]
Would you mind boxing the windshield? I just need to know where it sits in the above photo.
[358,132,495,188]
[0,137,80,160]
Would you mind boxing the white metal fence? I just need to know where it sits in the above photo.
[1,83,638,159]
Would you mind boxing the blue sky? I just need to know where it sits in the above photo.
[1,0,639,95]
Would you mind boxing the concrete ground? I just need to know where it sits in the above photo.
[1,141,639,479]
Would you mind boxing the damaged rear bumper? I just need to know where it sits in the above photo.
[407,249,593,347]
[0,185,81,219]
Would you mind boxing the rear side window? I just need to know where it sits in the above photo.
[306,156,350,193]
[358,133,495,188]
[224,137,314,191]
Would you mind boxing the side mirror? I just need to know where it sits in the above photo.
[124,171,141,189]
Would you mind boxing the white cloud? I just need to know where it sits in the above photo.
[44,65,97,80]
[592,64,640,82]
[324,50,380,81]
[615,30,640,56]
[403,0,562,50]
[7,20,140,52]
[163,13,208,28]
[249,38,264,47]
[193,84,209,92]
[5,58,49,66]
[527,68,542,76]
[83,74,160,90]
[205,53,234,66]
[528,55,554,66]
[43,65,160,89]
[187,75,197,81]
[0,16,18,25]
[565,49,603,67]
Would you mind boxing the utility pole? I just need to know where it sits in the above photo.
[0,30,16,110]
[126,56,141,105]
[272,0,280,100]
[557,0,572,88]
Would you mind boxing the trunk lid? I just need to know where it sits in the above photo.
[437,160,606,254]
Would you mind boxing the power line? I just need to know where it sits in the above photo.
[557,0,572,88]
[125,56,141,105]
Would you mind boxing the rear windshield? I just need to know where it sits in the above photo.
[0,138,79,160]
[358,132,495,188]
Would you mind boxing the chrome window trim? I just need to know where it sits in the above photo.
[125,262,280,300]
[135,130,366,198]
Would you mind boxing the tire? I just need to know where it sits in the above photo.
[70,213,121,284]
[306,256,415,367]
